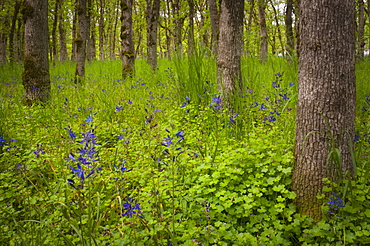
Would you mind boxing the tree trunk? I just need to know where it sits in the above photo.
[51,0,59,64]
[293,0,356,221]
[75,0,88,82]
[208,0,219,56]
[9,1,21,63]
[285,0,294,57]
[269,0,283,55]
[172,0,184,55]
[146,0,160,70]
[187,0,195,56]
[216,0,244,107]
[58,0,68,61]
[99,0,105,60]
[258,0,268,62]
[21,0,50,105]
[357,0,365,59]
[121,0,134,78]
[0,32,6,63]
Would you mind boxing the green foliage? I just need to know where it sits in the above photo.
[0,59,369,245]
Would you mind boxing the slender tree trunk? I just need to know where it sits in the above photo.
[285,0,294,57]
[9,1,21,63]
[216,0,244,107]
[111,0,119,59]
[187,0,195,56]
[121,0,134,78]
[208,0,219,56]
[258,0,268,63]
[21,0,50,105]
[75,0,88,82]
[146,0,160,70]
[293,0,356,221]
[71,1,77,60]
[52,0,59,64]
[0,32,6,63]
[172,0,184,54]
[269,0,283,55]
[58,0,68,61]
[99,0,105,60]
[86,0,93,62]
[357,0,365,59]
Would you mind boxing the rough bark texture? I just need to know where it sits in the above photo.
[208,0,219,55]
[75,0,88,82]
[121,0,134,78]
[258,0,268,63]
[216,0,244,106]
[146,0,160,70]
[293,0,356,221]
[21,0,50,105]
[285,0,294,57]
[172,0,184,54]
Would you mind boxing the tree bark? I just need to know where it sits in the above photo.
[285,0,294,57]
[187,0,195,56]
[172,0,184,55]
[58,0,68,61]
[21,0,50,105]
[146,0,160,70]
[293,0,356,221]
[9,1,21,63]
[208,0,219,56]
[121,0,134,78]
[75,0,88,82]
[258,0,268,63]
[51,0,59,64]
[216,0,244,107]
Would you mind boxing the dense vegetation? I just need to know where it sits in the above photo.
[1,57,369,245]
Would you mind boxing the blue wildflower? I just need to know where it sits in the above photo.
[175,130,185,138]
[122,197,143,218]
[328,192,345,212]
[116,105,124,111]
[65,126,77,140]
[211,96,223,110]
[161,136,173,147]
[0,135,7,145]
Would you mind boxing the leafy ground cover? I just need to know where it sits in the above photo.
[0,57,369,245]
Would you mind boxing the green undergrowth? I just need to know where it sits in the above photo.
[0,58,369,245]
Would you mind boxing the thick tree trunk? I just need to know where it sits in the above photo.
[285,0,294,57]
[75,0,88,82]
[146,0,160,70]
[208,0,219,56]
[121,0,134,78]
[21,0,50,105]
[258,0,268,62]
[216,0,244,106]
[293,0,356,221]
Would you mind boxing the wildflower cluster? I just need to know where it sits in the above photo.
[65,126,102,189]
[211,95,223,111]
[122,197,143,218]
[250,73,294,124]
[327,192,345,214]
